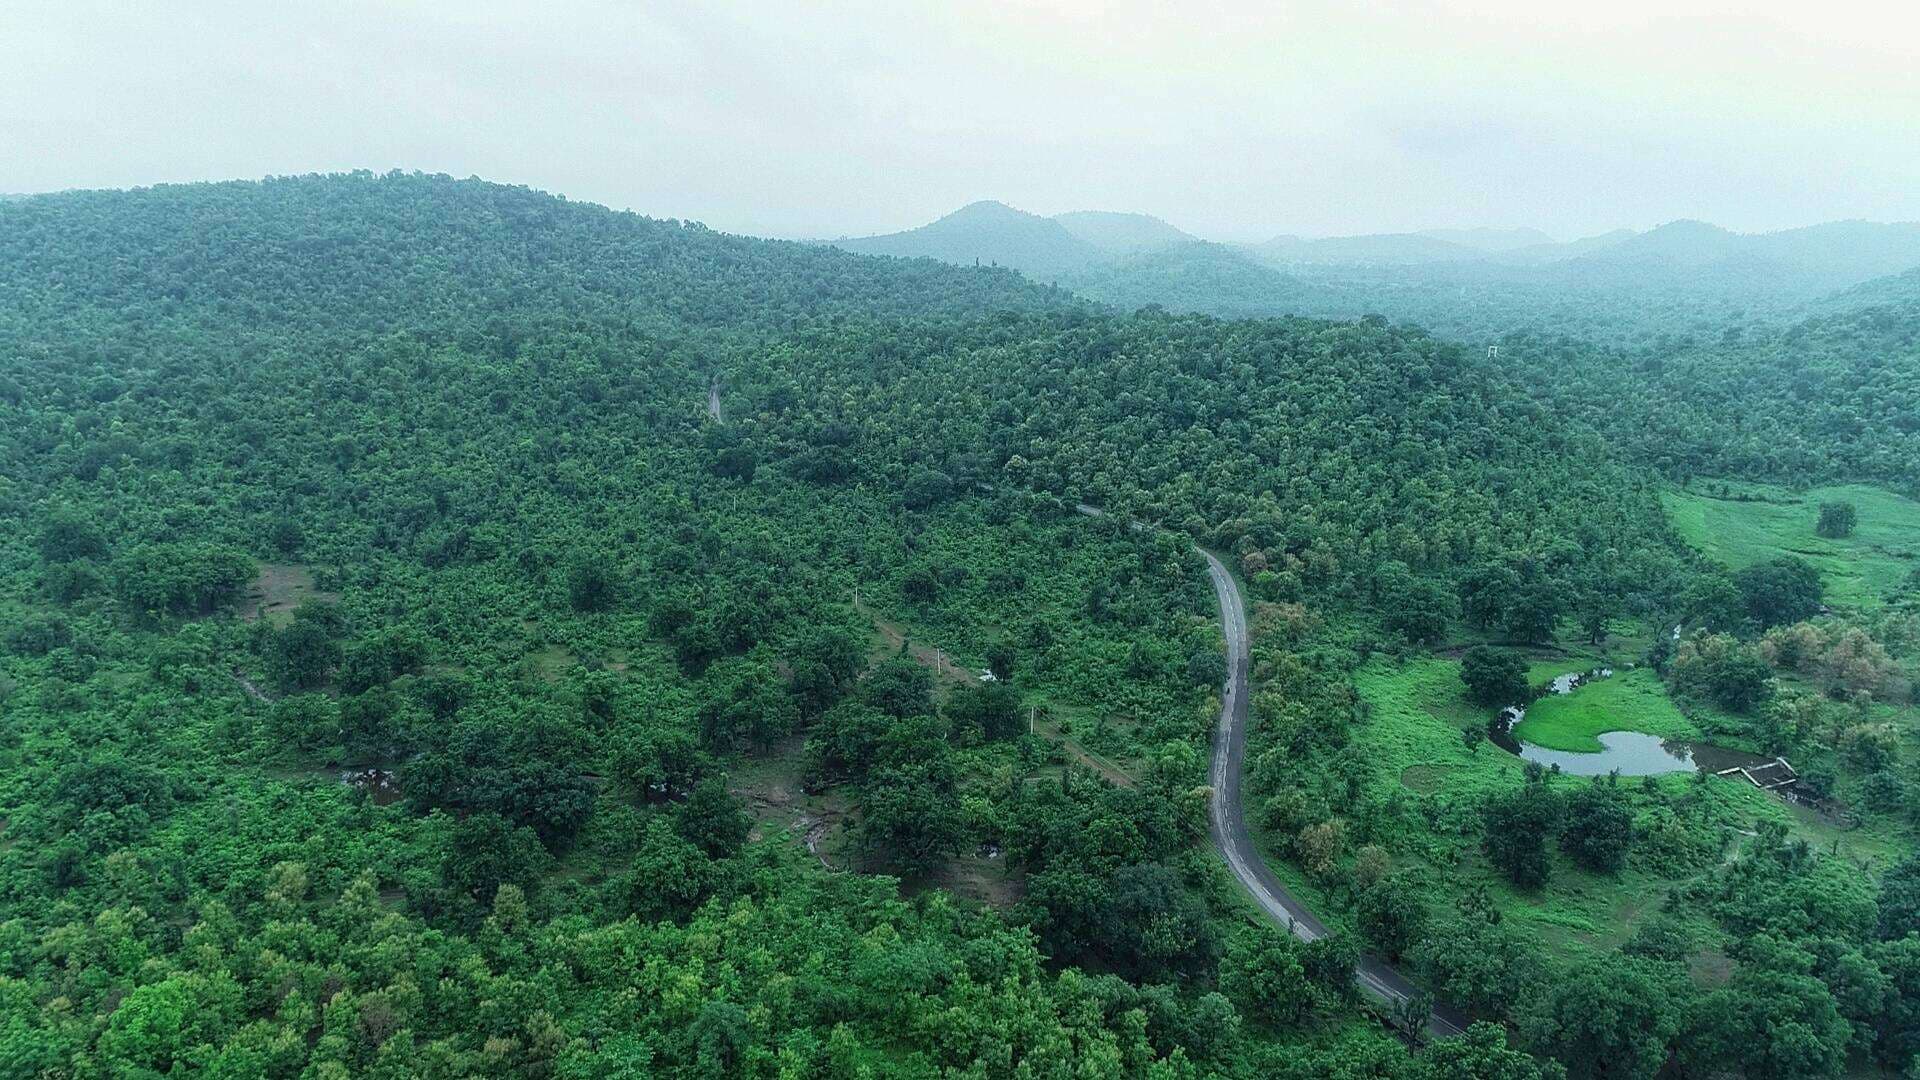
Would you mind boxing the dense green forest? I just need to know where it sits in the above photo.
[1,173,1916,1078]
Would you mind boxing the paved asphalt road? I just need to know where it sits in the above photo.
[1198,549,1468,1039]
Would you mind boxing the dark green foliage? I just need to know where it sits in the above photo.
[1521,955,1684,1080]
[1670,632,1774,712]
[1482,781,1559,889]
[1460,646,1527,706]
[1559,777,1634,874]
[860,656,935,719]
[38,506,107,563]
[946,680,1025,741]
[1815,500,1857,538]
[265,605,343,692]
[674,777,751,858]
[442,812,553,902]
[1221,924,1315,1028]
[1877,855,1920,941]
[112,542,254,616]
[1736,556,1824,629]
[563,551,619,612]
[1355,875,1427,960]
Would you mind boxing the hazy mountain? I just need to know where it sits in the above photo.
[1810,265,1920,315]
[1060,241,1340,318]
[1052,210,1196,253]
[1564,219,1920,289]
[1252,232,1478,266]
[1494,228,1638,265]
[832,200,1105,278]
[1417,226,1556,253]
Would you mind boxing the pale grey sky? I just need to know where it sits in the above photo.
[5,1,1917,241]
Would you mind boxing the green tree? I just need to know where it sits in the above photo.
[1736,557,1823,629]
[1815,501,1857,539]
[1483,781,1559,889]
[1460,646,1528,706]
[1560,777,1633,874]
[1522,955,1685,1080]
[1220,924,1314,1028]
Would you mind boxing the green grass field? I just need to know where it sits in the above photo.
[1335,654,1903,958]
[1513,668,1701,752]
[1662,480,1920,608]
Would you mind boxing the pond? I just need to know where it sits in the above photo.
[1488,668,1776,777]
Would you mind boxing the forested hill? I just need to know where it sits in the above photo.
[0,172,1626,1075]
[0,172,1076,346]
[1504,293,1920,491]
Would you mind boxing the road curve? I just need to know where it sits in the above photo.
[1199,549,1468,1039]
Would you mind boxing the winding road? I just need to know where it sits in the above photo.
[1199,549,1467,1039]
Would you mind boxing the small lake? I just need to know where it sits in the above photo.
[1496,730,1774,777]
[1489,668,1775,777]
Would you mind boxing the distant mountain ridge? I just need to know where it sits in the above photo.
[1053,210,1196,253]
[827,201,1920,328]
[832,201,1107,278]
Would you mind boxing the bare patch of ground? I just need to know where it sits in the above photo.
[241,564,335,625]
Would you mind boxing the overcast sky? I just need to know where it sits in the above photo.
[5,1,1918,242]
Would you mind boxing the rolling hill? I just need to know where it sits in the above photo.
[830,200,1106,278]
[1052,210,1196,253]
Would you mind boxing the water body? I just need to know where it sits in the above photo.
[1507,731,1772,777]
[1488,667,1773,777]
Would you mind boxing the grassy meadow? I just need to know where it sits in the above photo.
[1662,480,1920,608]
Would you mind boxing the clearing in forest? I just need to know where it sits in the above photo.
[1512,668,1699,752]
[240,563,334,624]
[1662,480,1920,607]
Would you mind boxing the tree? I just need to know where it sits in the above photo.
[38,507,108,563]
[442,813,551,902]
[614,726,709,803]
[1815,501,1857,539]
[564,551,618,612]
[1416,1022,1567,1080]
[675,777,751,858]
[1522,955,1685,1080]
[1876,854,1920,941]
[1560,778,1633,873]
[1683,968,1850,1080]
[946,681,1023,741]
[1736,557,1823,629]
[1355,875,1426,960]
[861,656,934,718]
[266,604,344,693]
[113,542,255,617]
[1669,632,1773,712]
[1483,781,1559,889]
[1460,646,1528,707]
[1376,562,1458,644]
[1101,862,1219,978]
[1220,924,1314,1028]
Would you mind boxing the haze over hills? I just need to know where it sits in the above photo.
[1417,226,1557,253]
[1052,210,1197,253]
[826,200,1920,343]
[831,200,1107,278]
